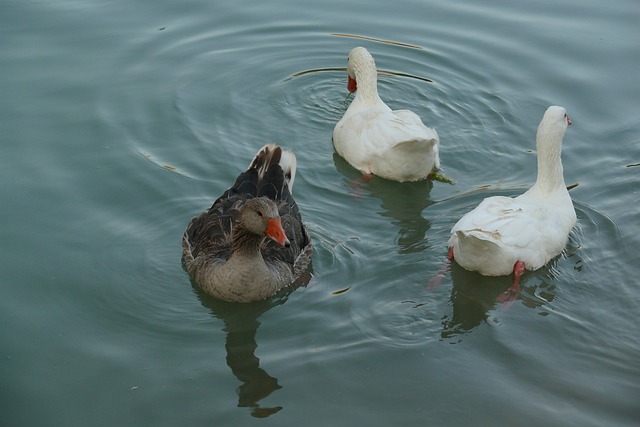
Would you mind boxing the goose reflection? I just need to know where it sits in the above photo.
[440,262,558,340]
[332,152,433,254]
[194,287,287,418]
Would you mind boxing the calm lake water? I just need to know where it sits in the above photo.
[2,0,639,425]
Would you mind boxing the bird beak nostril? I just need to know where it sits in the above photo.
[266,218,290,247]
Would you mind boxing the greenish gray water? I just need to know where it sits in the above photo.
[1,0,639,425]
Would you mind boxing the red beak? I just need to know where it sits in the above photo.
[266,218,290,247]
[567,116,572,126]
[347,75,357,93]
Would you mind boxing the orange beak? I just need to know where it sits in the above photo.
[347,75,357,93]
[266,218,290,247]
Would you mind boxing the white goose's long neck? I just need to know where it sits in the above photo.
[353,62,381,107]
[533,125,566,194]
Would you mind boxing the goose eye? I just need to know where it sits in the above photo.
[256,211,263,218]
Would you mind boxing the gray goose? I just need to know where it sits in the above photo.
[182,144,312,302]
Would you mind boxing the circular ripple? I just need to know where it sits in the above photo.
[342,255,448,348]
[352,299,444,348]
[93,25,598,346]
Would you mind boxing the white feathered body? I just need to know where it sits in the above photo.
[447,105,576,277]
[332,47,440,182]
[448,187,576,276]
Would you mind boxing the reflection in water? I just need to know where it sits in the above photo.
[441,263,559,341]
[441,264,513,340]
[194,287,287,418]
[332,153,434,254]
[375,180,433,254]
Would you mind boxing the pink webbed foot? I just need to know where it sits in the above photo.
[497,261,525,307]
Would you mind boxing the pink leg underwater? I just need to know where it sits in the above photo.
[348,173,375,199]
[427,247,454,290]
[497,261,525,305]
[361,173,374,182]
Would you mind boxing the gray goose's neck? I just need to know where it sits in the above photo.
[231,223,264,258]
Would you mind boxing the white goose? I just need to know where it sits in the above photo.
[447,106,576,301]
[332,46,440,182]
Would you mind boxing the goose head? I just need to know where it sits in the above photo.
[239,197,290,247]
[346,46,377,93]
[537,106,571,145]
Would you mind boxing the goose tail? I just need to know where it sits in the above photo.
[249,144,297,196]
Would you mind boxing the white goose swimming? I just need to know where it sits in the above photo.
[447,106,576,301]
[332,46,440,182]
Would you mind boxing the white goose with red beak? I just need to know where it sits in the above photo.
[447,106,575,303]
[182,144,312,302]
[332,46,440,182]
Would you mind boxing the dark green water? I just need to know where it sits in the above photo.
[2,0,639,425]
